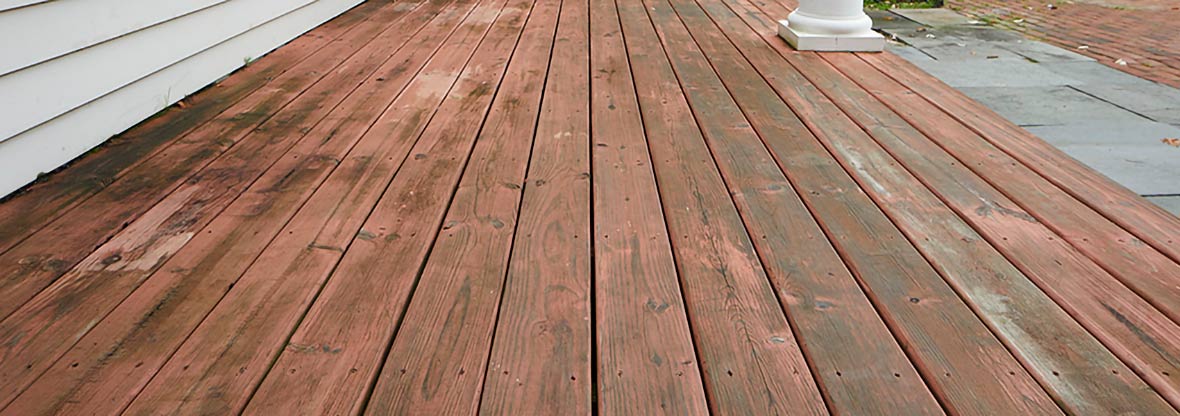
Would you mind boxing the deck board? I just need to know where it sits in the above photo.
[710,1,1177,410]
[820,53,1180,410]
[835,54,1180,326]
[2,0,1180,414]
[645,0,940,413]
[661,0,1059,413]
[0,0,388,254]
[622,0,826,412]
[861,52,1180,264]
[477,0,593,411]
[0,0,432,323]
[588,0,710,411]
[0,0,457,410]
[364,0,557,411]
[114,0,491,413]
[242,0,526,412]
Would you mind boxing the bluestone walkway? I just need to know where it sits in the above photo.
[876,7,1180,215]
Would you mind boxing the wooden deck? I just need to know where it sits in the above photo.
[2,0,1180,413]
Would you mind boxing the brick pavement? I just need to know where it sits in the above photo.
[946,0,1180,87]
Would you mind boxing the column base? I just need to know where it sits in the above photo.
[778,20,885,52]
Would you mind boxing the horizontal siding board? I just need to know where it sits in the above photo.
[0,0,47,13]
[0,0,319,143]
[0,0,230,76]
[0,0,361,197]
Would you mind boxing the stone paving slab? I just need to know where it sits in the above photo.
[878,6,1180,212]
[886,43,936,62]
[893,26,1092,64]
[887,25,1023,48]
[1057,144,1180,195]
[1025,121,1180,147]
[917,60,1078,87]
[1146,112,1180,126]
[1040,61,1158,85]
[1072,82,1180,125]
[1146,196,1180,217]
[890,31,975,49]
[1145,111,1180,126]
[932,25,1027,42]
[959,86,1150,126]
[997,40,1095,63]
[919,43,1023,61]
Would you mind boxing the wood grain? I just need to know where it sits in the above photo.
[0,0,475,413]
[831,56,1180,330]
[0,0,384,254]
[862,52,1180,265]
[671,0,1062,413]
[823,52,1180,410]
[111,2,520,415]
[0,0,436,322]
[639,0,944,413]
[363,0,558,412]
[478,0,593,412]
[698,0,1177,414]
[588,0,710,413]
[240,0,534,413]
[622,0,832,413]
[1,0,1178,412]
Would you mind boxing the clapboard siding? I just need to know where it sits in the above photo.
[0,0,47,13]
[0,0,361,197]
[0,0,230,76]
[0,0,322,141]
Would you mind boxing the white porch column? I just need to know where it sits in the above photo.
[779,0,884,52]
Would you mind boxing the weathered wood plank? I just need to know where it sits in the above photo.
[621,0,830,413]
[0,0,385,253]
[363,0,558,413]
[693,0,1175,412]
[239,0,534,413]
[638,0,942,413]
[588,0,710,413]
[477,0,593,412]
[3,0,1178,413]
[862,52,1180,265]
[109,4,523,416]
[697,0,1178,414]
[0,0,439,322]
[821,52,1180,409]
[0,0,477,413]
[668,0,1062,413]
[836,53,1180,337]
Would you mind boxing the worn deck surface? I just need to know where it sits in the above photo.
[3,0,1180,414]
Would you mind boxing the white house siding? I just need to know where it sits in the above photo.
[0,0,363,197]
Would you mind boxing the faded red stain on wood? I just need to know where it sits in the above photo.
[1,0,1179,414]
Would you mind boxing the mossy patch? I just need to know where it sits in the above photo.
[865,0,944,10]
